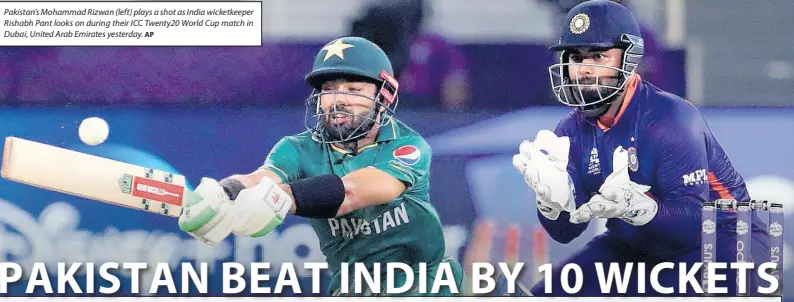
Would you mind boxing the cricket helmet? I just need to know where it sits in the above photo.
[548,0,645,118]
[304,37,400,144]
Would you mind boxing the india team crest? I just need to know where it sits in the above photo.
[628,146,639,172]
[569,13,590,35]
[393,145,421,166]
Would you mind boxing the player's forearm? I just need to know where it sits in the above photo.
[283,169,406,218]
[226,171,300,214]
[640,198,702,245]
[538,211,587,244]
[336,167,406,215]
[231,169,283,186]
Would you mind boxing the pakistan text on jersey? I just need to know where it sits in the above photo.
[328,202,410,239]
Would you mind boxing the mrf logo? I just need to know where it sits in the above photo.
[393,145,420,166]
[682,169,708,186]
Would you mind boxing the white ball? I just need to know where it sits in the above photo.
[78,117,109,146]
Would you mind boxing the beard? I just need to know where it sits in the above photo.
[320,107,377,142]
[570,76,621,105]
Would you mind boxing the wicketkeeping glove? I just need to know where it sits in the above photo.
[569,146,658,226]
[512,130,576,220]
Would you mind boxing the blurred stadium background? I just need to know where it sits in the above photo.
[0,0,791,297]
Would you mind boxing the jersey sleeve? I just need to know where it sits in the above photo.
[259,137,301,184]
[369,136,431,189]
[641,115,710,246]
[537,120,589,244]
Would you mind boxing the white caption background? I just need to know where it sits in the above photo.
[0,1,262,46]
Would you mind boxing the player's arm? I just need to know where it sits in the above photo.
[218,136,302,198]
[224,165,407,218]
[537,125,589,244]
[638,118,710,245]
[178,137,301,244]
[284,136,428,218]
[334,166,408,216]
[225,136,424,219]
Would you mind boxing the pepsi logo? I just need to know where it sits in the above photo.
[393,145,421,166]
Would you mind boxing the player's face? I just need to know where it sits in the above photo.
[318,79,380,139]
[566,48,623,103]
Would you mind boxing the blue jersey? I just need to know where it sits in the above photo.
[542,75,767,259]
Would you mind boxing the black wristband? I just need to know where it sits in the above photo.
[291,174,346,219]
[219,177,247,200]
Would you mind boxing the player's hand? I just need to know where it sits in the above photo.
[178,177,294,245]
[512,130,576,220]
[569,147,658,226]
[229,176,293,238]
[178,177,238,246]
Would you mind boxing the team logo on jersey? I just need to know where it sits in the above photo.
[587,147,601,175]
[628,147,639,172]
[393,145,421,166]
[682,168,708,186]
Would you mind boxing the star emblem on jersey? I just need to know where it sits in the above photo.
[322,39,355,61]
[393,145,420,166]
[569,13,590,35]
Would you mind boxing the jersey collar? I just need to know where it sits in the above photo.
[596,74,641,132]
[376,119,400,142]
[329,120,400,154]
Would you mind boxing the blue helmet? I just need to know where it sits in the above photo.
[547,0,645,118]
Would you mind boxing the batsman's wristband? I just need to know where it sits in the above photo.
[291,174,346,219]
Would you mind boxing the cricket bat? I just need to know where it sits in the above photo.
[1,136,196,217]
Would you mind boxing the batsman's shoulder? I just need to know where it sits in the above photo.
[284,130,315,141]
[266,131,316,157]
[390,120,430,150]
[276,130,316,147]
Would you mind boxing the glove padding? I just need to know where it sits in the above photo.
[570,146,658,226]
[512,130,576,220]
[178,177,238,246]
[178,176,293,246]
[231,176,293,237]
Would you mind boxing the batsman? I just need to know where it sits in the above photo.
[512,0,773,296]
[176,36,463,296]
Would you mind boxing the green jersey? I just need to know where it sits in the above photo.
[260,119,460,295]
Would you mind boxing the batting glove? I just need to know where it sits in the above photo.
[178,177,238,246]
[229,176,293,238]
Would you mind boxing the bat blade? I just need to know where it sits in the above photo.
[1,136,188,218]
